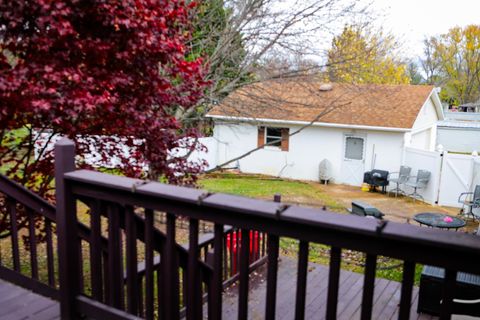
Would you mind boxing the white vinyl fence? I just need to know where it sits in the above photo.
[34,132,217,171]
[34,131,144,169]
[185,137,217,170]
[402,147,442,205]
[403,146,480,207]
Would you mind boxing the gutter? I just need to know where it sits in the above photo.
[207,115,411,133]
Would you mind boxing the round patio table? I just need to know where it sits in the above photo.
[413,213,466,230]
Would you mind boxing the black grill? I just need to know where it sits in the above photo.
[363,169,389,193]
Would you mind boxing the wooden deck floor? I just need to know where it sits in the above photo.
[221,257,438,320]
[0,280,59,320]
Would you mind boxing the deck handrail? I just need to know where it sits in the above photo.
[52,138,480,320]
[63,168,480,272]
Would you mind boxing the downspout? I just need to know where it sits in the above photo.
[401,132,412,165]
[371,144,376,170]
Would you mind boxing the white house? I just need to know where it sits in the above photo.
[206,80,444,186]
[437,107,480,154]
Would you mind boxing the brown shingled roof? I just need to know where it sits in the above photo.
[208,80,435,129]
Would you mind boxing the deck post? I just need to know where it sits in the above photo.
[55,138,81,319]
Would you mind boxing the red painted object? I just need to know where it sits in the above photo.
[226,230,261,274]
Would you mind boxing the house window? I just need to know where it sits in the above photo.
[265,127,282,147]
[257,126,289,151]
[344,136,364,160]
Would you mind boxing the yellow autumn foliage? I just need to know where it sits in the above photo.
[427,25,480,104]
[327,25,410,85]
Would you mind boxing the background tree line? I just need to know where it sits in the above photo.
[188,1,480,112]
[421,25,480,105]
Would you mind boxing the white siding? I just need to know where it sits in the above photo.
[410,129,431,150]
[411,96,439,150]
[437,127,480,153]
[412,96,439,130]
[213,122,405,185]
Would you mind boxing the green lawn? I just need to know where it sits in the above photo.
[0,127,30,175]
[200,172,345,211]
[200,172,422,284]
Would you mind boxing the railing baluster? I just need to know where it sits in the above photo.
[90,200,103,302]
[45,218,55,287]
[295,241,309,320]
[118,207,125,308]
[265,193,282,320]
[182,267,188,309]
[326,247,342,320]
[210,223,223,320]
[138,277,144,317]
[78,239,84,293]
[156,235,166,320]
[145,209,154,320]
[107,204,123,309]
[203,246,208,262]
[187,218,201,320]
[361,254,377,320]
[27,208,38,279]
[398,261,415,320]
[265,233,279,320]
[102,250,110,305]
[440,269,457,320]
[157,260,163,320]
[238,228,251,320]
[125,205,138,315]
[7,198,20,271]
[165,213,180,320]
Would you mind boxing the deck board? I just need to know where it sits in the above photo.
[221,256,438,320]
[0,280,59,320]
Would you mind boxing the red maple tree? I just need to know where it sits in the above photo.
[0,0,208,237]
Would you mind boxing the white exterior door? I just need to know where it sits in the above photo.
[341,135,366,186]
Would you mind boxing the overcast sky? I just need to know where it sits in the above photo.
[371,0,480,58]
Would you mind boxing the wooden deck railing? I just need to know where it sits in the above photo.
[0,172,106,300]
[0,138,267,319]
[0,174,58,299]
[2,138,480,320]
